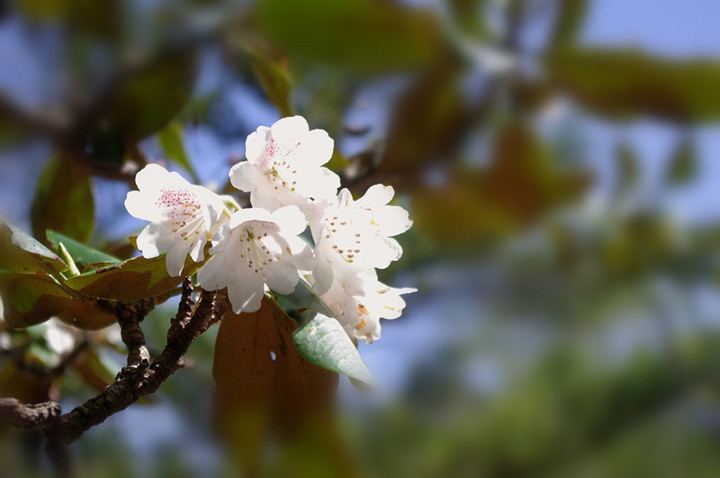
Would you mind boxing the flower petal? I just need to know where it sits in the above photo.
[270,115,309,138]
[165,240,191,276]
[245,126,271,163]
[227,271,265,313]
[264,260,300,295]
[229,161,265,194]
[125,191,163,222]
[295,129,334,168]
[271,205,307,236]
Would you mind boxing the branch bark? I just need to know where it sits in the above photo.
[0,279,228,445]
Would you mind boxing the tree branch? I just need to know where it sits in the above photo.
[0,398,61,429]
[0,279,229,445]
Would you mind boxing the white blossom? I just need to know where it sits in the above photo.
[319,272,415,343]
[197,205,312,314]
[310,185,412,294]
[125,164,229,276]
[229,116,339,214]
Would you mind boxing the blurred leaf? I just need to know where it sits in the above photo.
[31,155,94,244]
[615,142,640,192]
[0,273,73,329]
[46,230,121,268]
[0,220,66,273]
[157,122,198,182]
[257,0,444,72]
[665,137,697,185]
[446,0,488,40]
[513,80,555,114]
[483,122,589,224]
[548,0,588,49]
[72,347,117,392]
[213,297,339,473]
[413,123,591,243]
[0,362,53,404]
[64,255,196,301]
[13,0,67,21]
[327,148,350,173]
[546,49,720,122]
[372,64,469,190]
[248,50,294,117]
[108,53,195,139]
[83,124,126,164]
[294,313,374,385]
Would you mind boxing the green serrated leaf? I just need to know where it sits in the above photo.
[64,254,197,300]
[46,230,121,268]
[0,273,73,328]
[0,219,66,273]
[31,155,94,244]
[157,122,199,182]
[293,313,373,385]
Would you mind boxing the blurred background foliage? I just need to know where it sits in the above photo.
[2,0,720,476]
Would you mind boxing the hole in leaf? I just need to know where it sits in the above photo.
[270,350,277,362]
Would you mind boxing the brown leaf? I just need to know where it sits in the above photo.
[213,298,346,475]
[374,64,470,190]
[413,122,591,244]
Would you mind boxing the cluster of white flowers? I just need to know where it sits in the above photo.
[125,116,414,343]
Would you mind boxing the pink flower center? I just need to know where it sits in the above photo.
[156,187,202,236]
[264,139,302,192]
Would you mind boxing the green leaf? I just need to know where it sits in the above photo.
[248,50,294,117]
[107,53,195,139]
[615,142,640,192]
[275,278,335,318]
[546,49,720,122]
[276,280,373,384]
[46,230,121,268]
[293,313,374,385]
[157,122,199,182]
[257,0,443,72]
[0,273,73,328]
[0,220,66,273]
[665,138,697,185]
[31,155,94,244]
[548,0,588,50]
[446,0,488,40]
[64,255,195,301]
